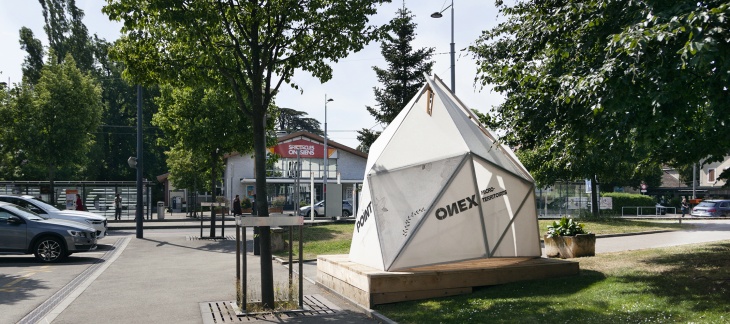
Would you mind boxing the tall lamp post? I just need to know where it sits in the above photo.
[323,95,333,216]
[431,0,455,93]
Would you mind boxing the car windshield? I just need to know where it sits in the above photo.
[31,197,60,211]
[6,205,47,221]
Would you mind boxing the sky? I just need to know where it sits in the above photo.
[0,0,505,149]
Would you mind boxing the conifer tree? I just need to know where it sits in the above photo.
[357,5,434,153]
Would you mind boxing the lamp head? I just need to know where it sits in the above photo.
[327,98,334,102]
[127,156,137,168]
[431,12,443,18]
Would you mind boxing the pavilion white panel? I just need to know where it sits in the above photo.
[349,74,541,271]
[368,155,465,268]
[389,158,487,270]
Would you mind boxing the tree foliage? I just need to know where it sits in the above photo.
[3,54,103,194]
[470,0,730,186]
[19,27,45,85]
[357,5,434,152]
[154,84,254,190]
[276,107,322,135]
[104,0,388,307]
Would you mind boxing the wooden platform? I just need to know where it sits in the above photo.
[317,255,579,308]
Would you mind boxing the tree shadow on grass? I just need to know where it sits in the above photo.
[616,241,730,313]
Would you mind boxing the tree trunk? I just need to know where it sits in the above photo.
[252,105,274,309]
[209,151,217,237]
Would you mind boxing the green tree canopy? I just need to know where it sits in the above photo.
[357,5,434,153]
[276,107,322,135]
[3,54,103,200]
[104,0,389,307]
[470,0,730,187]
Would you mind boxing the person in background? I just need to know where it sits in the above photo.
[681,197,689,217]
[75,194,84,211]
[114,193,123,220]
[232,195,242,216]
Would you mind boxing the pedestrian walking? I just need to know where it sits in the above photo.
[114,193,123,220]
[75,194,84,211]
[681,198,689,217]
[232,195,242,216]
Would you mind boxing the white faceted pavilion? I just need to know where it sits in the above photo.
[349,75,541,271]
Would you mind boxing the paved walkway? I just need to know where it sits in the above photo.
[22,218,730,323]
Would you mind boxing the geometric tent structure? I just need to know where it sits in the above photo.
[349,74,541,271]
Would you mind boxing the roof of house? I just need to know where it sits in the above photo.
[225,130,368,159]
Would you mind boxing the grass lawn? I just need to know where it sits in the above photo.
[275,219,695,260]
[538,218,693,237]
[273,223,353,260]
[375,240,730,323]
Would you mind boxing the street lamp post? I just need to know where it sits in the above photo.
[323,95,333,216]
[431,0,455,93]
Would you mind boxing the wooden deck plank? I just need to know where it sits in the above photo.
[317,255,580,308]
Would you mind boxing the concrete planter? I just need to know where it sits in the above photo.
[268,207,283,213]
[544,233,596,258]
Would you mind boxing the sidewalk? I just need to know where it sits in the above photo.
[46,233,384,324]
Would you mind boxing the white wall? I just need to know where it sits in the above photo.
[701,156,730,187]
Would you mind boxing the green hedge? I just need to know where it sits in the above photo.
[601,192,655,214]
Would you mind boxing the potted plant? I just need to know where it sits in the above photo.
[269,195,285,213]
[544,216,595,258]
[215,196,229,215]
[241,197,252,214]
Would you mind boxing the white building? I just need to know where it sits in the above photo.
[700,156,729,188]
[224,131,368,211]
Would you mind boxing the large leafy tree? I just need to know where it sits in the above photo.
[153,84,254,235]
[357,6,434,153]
[14,0,168,187]
[104,0,388,307]
[276,107,322,135]
[471,0,730,213]
[7,54,103,202]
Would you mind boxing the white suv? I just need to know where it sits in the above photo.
[0,195,108,239]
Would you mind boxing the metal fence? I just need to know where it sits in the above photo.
[0,181,151,219]
[535,181,596,218]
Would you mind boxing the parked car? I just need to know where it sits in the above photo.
[0,195,108,238]
[299,200,354,217]
[691,200,730,217]
[0,201,97,262]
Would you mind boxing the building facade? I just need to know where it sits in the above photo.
[224,131,368,210]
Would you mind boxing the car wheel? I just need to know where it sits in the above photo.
[313,210,319,217]
[342,210,352,217]
[34,236,66,263]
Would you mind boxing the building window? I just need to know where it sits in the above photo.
[273,157,337,180]
[708,168,715,183]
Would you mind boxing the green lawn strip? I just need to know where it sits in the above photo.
[274,220,694,260]
[375,240,730,324]
[538,218,693,238]
[273,223,352,260]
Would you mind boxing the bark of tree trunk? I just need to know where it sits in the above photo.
[209,151,217,237]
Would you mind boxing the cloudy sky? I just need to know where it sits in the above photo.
[0,0,506,149]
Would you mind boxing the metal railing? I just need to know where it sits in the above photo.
[621,206,677,216]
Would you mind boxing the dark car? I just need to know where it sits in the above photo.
[0,201,97,262]
[691,200,730,217]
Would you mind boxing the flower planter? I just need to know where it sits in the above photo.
[268,207,283,213]
[544,233,596,258]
